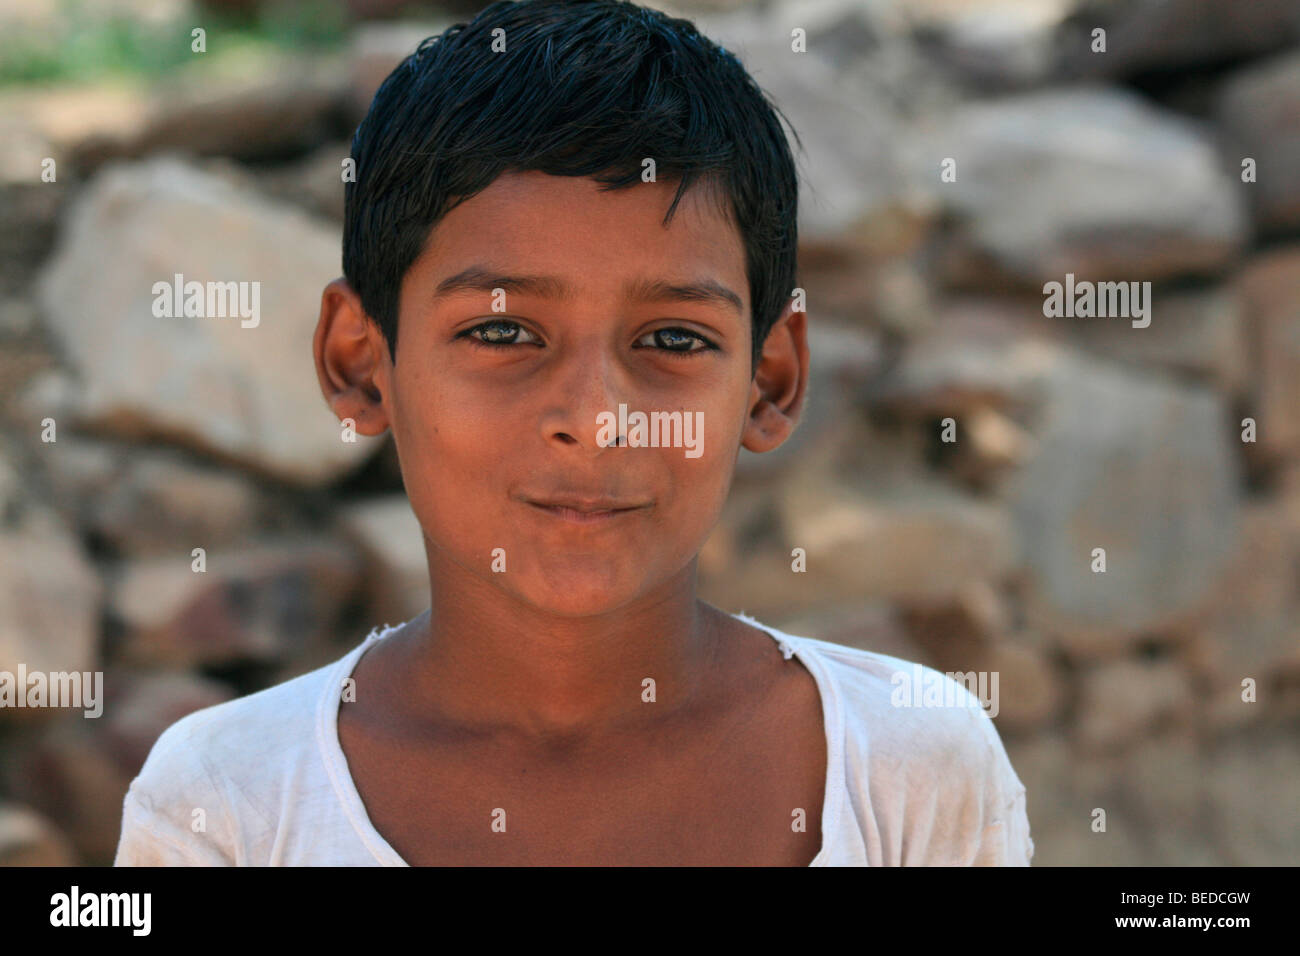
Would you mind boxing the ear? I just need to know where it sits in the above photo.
[741,297,810,454]
[312,278,392,436]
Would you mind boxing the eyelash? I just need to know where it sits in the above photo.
[456,320,718,357]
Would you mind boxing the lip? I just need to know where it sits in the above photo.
[523,496,650,524]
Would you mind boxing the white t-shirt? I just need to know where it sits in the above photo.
[114,611,1033,866]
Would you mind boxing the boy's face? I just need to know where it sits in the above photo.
[317,170,807,617]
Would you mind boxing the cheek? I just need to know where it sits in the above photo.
[387,367,480,521]
[390,358,481,454]
[664,403,741,517]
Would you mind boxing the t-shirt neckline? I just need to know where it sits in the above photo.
[317,612,844,867]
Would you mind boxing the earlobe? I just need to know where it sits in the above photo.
[741,300,810,454]
[743,399,790,452]
[313,278,392,437]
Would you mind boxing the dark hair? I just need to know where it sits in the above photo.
[343,0,801,376]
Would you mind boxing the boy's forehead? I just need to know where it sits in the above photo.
[466,168,730,220]
[420,170,746,298]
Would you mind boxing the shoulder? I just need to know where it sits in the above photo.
[115,647,355,866]
[784,631,1033,865]
[803,638,1008,766]
[145,651,341,777]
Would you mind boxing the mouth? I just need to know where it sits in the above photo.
[523,497,650,524]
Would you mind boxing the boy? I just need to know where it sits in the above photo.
[115,0,1032,866]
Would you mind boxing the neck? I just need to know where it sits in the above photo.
[388,550,727,741]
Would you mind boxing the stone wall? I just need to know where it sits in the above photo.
[0,0,1297,865]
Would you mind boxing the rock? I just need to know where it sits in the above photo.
[894,589,1066,734]
[1217,50,1300,234]
[765,600,927,664]
[777,464,1019,605]
[1202,730,1300,865]
[349,20,457,118]
[1235,247,1300,464]
[0,505,103,722]
[1074,659,1194,752]
[1058,0,1300,80]
[6,719,130,865]
[0,296,39,337]
[898,580,1012,665]
[705,419,914,621]
[258,141,351,222]
[96,453,272,557]
[699,475,822,621]
[1201,675,1271,736]
[0,85,150,176]
[17,56,353,174]
[0,338,61,429]
[688,1,943,253]
[1005,353,1243,656]
[899,574,1060,733]
[9,433,114,552]
[0,103,63,187]
[100,670,235,777]
[797,255,936,339]
[4,666,235,865]
[337,497,430,625]
[698,479,781,578]
[35,156,385,486]
[769,0,967,117]
[0,179,66,299]
[907,0,1084,90]
[1281,462,1300,537]
[5,52,342,169]
[1176,631,1254,735]
[0,803,77,866]
[1116,731,1224,865]
[36,435,275,556]
[764,57,933,251]
[698,543,824,623]
[1062,285,1248,396]
[861,260,936,338]
[736,321,883,480]
[0,442,21,514]
[895,581,1019,726]
[114,62,350,166]
[1002,731,1148,865]
[945,406,1033,490]
[1081,723,1300,868]
[1193,505,1300,713]
[982,639,1064,733]
[108,537,365,669]
[921,86,1248,286]
[866,298,1067,417]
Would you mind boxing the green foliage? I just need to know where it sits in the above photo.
[0,0,349,86]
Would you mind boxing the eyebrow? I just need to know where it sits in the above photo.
[434,266,745,315]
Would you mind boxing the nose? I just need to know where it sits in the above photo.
[537,340,630,453]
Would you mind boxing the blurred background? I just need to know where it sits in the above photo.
[0,0,1297,866]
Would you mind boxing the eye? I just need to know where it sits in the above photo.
[456,319,542,349]
[636,327,718,357]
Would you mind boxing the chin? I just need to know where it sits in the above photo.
[515,569,646,618]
